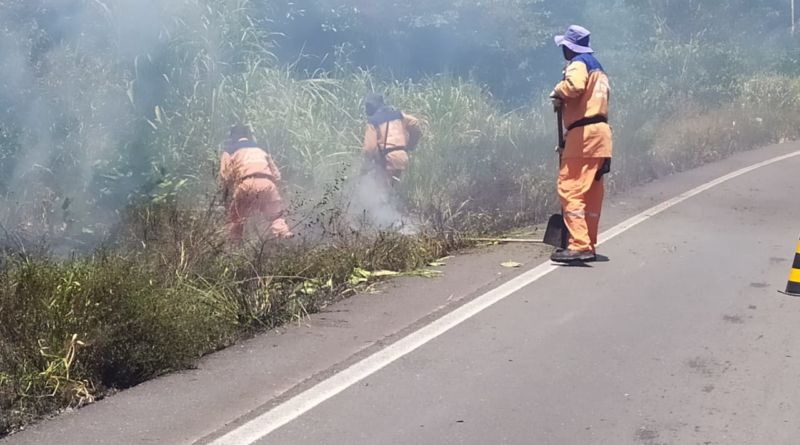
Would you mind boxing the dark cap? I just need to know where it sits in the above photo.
[365,93,386,116]
[229,124,253,141]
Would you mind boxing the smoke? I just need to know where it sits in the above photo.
[0,0,794,252]
[346,171,418,235]
[349,172,402,227]
[0,0,233,250]
[0,0,425,253]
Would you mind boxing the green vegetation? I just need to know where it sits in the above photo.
[2,0,800,436]
[0,204,453,433]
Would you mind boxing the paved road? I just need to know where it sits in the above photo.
[240,147,800,445]
[5,144,800,445]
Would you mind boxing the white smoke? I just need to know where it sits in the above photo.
[347,171,419,235]
[0,0,228,250]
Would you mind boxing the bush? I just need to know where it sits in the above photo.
[0,200,455,435]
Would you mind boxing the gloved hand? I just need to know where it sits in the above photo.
[549,90,563,112]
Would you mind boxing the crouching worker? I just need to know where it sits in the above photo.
[219,125,293,243]
[362,93,422,189]
[549,25,612,263]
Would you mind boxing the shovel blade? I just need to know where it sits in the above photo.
[543,214,568,248]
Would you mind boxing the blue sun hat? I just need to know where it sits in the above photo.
[554,25,594,54]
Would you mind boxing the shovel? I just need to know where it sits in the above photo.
[543,109,568,249]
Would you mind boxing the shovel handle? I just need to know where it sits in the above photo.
[556,109,565,151]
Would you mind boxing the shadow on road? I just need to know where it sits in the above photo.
[553,254,611,268]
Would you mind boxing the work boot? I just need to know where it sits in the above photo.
[551,249,596,264]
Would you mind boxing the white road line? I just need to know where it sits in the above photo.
[207,149,800,445]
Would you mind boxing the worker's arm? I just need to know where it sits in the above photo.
[219,152,233,203]
[553,61,589,99]
[220,152,233,184]
[363,125,379,157]
[403,113,423,149]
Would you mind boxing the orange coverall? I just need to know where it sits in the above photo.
[553,53,612,253]
[363,113,423,187]
[220,141,292,241]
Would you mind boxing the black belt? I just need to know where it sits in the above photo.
[567,115,608,131]
[241,173,275,181]
[380,147,407,155]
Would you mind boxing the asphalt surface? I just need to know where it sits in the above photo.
[5,143,800,445]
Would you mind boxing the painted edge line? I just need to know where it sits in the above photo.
[207,149,800,445]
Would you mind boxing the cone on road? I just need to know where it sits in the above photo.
[784,236,800,296]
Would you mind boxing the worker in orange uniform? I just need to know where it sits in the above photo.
[219,125,293,242]
[549,25,612,263]
[362,93,423,189]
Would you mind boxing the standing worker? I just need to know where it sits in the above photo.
[362,93,423,189]
[219,125,293,242]
[549,25,612,263]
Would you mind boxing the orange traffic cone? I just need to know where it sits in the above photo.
[784,236,800,296]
